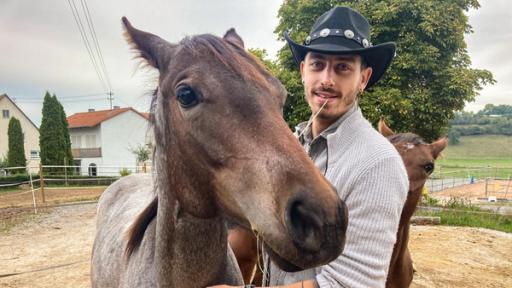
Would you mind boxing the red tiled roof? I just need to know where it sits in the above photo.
[67,107,148,128]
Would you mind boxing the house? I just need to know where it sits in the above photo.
[67,107,152,176]
[0,93,40,171]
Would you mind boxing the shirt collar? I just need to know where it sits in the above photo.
[297,103,359,144]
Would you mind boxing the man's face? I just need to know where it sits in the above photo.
[300,52,372,123]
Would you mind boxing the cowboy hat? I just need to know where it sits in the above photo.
[284,6,396,88]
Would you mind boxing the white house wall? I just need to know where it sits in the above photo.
[0,96,40,172]
[100,110,150,175]
[69,126,101,149]
[68,126,102,175]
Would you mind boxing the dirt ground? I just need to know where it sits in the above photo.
[434,180,512,200]
[0,203,511,287]
[0,203,95,288]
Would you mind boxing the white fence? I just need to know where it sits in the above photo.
[0,164,152,213]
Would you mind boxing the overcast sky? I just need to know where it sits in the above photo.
[1,0,510,127]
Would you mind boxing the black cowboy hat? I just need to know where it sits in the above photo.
[284,6,396,89]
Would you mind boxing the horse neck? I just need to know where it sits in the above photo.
[152,146,238,287]
[390,185,423,267]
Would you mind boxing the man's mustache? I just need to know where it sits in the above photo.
[313,86,340,96]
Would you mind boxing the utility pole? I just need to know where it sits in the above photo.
[107,91,114,110]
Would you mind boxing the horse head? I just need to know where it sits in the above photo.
[378,119,447,219]
[122,18,348,272]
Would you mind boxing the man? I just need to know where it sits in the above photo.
[264,6,408,288]
[214,6,408,288]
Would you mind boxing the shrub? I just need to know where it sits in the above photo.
[119,168,131,177]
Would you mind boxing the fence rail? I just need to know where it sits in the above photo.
[0,164,152,214]
[426,166,512,199]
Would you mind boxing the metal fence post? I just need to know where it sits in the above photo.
[440,165,444,191]
[505,175,511,199]
[64,157,68,186]
[39,162,45,203]
[485,177,489,198]
[28,163,37,214]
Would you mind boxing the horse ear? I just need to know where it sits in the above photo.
[378,118,395,137]
[430,137,448,159]
[223,28,245,49]
[122,17,172,71]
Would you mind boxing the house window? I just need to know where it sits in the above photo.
[86,135,96,148]
[30,150,40,159]
[2,110,9,119]
[88,163,97,176]
[71,135,82,148]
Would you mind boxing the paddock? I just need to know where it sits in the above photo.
[0,201,510,288]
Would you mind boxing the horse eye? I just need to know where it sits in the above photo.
[176,86,199,108]
[424,163,434,174]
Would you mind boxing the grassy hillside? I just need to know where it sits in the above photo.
[440,135,512,162]
[435,135,512,178]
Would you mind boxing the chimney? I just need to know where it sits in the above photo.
[113,105,120,109]
[88,108,95,112]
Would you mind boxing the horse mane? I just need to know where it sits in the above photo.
[387,133,426,145]
[125,196,158,257]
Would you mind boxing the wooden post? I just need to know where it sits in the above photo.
[39,162,45,203]
[143,162,147,173]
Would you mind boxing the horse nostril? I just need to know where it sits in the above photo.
[286,199,324,252]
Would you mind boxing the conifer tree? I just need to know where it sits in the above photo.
[7,117,26,173]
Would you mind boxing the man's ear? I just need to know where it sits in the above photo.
[360,66,373,91]
[223,28,244,49]
[122,17,173,71]
[378,118,395,137]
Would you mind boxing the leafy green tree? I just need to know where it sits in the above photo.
[39,92,73,172]
[274,0,494,141]
[129,143,152,164]
[482,104,512,116]
[7,117,26,173]
[448,128,460,145]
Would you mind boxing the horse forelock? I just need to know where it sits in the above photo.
[180,34,269,88]
[388,133,426,147]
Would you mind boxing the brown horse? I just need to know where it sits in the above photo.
[91,18,348,288]
[378,120,447,288]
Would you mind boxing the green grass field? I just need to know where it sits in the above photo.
[440,135,512,159]
[433,135,512,178]
[417,198,512,233]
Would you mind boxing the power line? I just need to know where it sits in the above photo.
[67,0,107,92]
[15,92,106,100]
[66,0,114,108]
[14,96,109,104]
[80,0,112,91]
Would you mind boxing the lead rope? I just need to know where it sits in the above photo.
[251,231,264,284]
[297,100,329,139]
